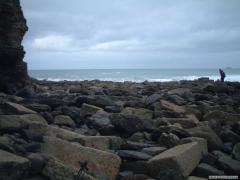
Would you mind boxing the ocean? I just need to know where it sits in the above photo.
[29,68,240,82]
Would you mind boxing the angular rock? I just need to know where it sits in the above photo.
[118,150,152,161]
[41,136,121,180]
[80,103,103,118]
[121,107,153,120]
[220,128,240,144]
[160,117,199,129]
[0,149,30,180]
[147,142,207,178]
[179,137,208,154]
[121,141,153,151]
[187,126,223,151]
[25,103,51,112]
[46,125,123,151]
[110,113,155,136]
[194,163,224,178]
[0,114,47,133]
[1,102,36,114]
[213,151,240,174]
[144,93,161,105]
[53,115,76,128]
[142,146,167,156]
[203,110,240,126]
[160,100,186,113]
[88,110,115,135]
[60,106,82,124]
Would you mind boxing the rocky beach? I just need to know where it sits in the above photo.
[1,0,240,179]
[0,78,240,180]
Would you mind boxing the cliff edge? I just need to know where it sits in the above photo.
[0,0,28,93]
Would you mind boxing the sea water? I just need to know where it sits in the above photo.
[29,68,240,82]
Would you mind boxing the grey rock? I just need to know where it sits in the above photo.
[158,132,180,148]
[53,115,76,128]
[232,143,240,161]
[195,163,224,178]
[213,151,240,174]
[118,150,152,161]
[142,146,167,156]
[0,149,30,180]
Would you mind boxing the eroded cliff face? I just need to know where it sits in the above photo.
[0,0,28,93]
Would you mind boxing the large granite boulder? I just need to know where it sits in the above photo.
[0,0,29,93]
[41,136,121,180]
[147,142,207,179]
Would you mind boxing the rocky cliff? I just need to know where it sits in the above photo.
[0,0,28,93]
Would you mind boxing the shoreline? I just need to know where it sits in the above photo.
[1,78,240,179]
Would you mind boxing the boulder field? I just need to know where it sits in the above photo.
[0,79,240,179]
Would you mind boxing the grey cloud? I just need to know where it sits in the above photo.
[20,0,240,69]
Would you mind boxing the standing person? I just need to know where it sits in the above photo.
[219,69,226,82]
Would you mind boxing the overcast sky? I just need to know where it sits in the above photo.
[21,0,240,70]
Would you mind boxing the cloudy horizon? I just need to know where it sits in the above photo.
[21,0,240,70]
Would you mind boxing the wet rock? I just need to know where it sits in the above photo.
[232,143,240,161]
[110,113,156,136]
[220,128,240,144]
[147,142,207,178]
[121,141,153,151]
[25,103,51,112]
[1,101,36,114]
[121,161,147,174]
[88,111,115,135]
[53,115,76,128]
[194,163,224,178]
[141,146,167,156]
[27,153,48,175]
[118,150,152,161]
[41,136,121,180]
[158,132,180,148]
[0,149,30,180]
[222,142,233,154]
[213,151,240,174]
[23,122,47,141]
[201,153,218,166]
